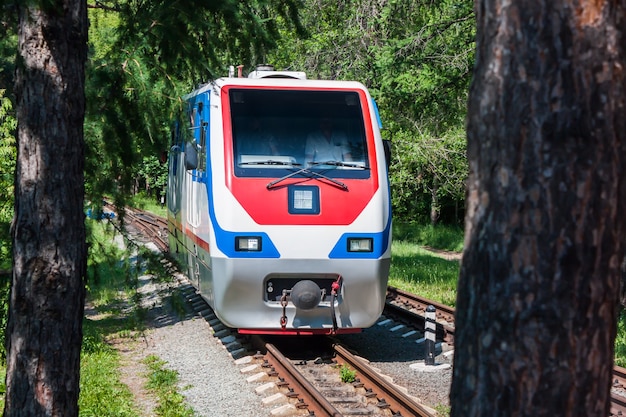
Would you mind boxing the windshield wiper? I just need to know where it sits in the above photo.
[240,160,301,166]
[308,160,369,169]
[266,167,348,191]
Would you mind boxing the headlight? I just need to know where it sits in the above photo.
[236,236,262,251]
[347,237,373,252]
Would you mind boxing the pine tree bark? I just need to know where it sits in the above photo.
[451,1,626,416]
[4,1,88,416]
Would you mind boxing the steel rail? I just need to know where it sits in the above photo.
[385,287,454,345]
[387,286,456,324]
[333,344,436,417]
[264,343,343,417]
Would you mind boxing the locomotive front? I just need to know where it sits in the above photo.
[168,72,392,335]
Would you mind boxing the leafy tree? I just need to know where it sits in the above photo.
[269,0,474,223]
[0,11,17,92]
[135,155,168,201]
[391,126,466,224]
[84,0,304,207]
[451,0,626,415]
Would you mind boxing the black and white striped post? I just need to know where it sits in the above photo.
[425,305,436,366]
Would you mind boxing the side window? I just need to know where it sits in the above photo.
[186,100,208,174]
[198,121,207,172]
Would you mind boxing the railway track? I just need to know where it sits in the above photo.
[386,286,455,345]
[177,277,438,417]
[101,200,169,252]
[117,204,626,416]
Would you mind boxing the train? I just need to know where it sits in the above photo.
[166,65,392,335]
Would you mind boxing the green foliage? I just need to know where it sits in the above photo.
[0,366,4,410]
[0,276,9,364]
[0,89,16,270]
[143,355,197,417]
[134,156,168,205]
[434,403,451,417]
[338,364,356,384]
[86,220,137,305]
[131,192,167,218]
[0,89,15,365]
[268,0,473,223]
[615,311,626,367]
[84,1,303,205]
[0,21,17,92]
[389,224,461,306]
[389,127,467,223]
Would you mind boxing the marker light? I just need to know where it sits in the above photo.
[236,236,262,251]
[347,237,373,252]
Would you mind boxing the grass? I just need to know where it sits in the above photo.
[393,222,464,252]
[389,223,462,306]
[143,355,196,417]
[83,219,191,416]
[131,192,167,218]
[338,364,357,383]
[79,318,138,417]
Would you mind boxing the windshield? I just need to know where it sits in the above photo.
[230,89,370,179]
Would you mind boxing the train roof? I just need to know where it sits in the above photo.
[184,75,370,100]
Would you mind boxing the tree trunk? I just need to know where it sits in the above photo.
[4,2,88,416]
[430,172,440,225]
[451,1,626,416]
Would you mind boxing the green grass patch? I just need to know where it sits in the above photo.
[389,241,459,306]
[393,222,464,252]
[79,319,138,417]
[390,223,462,306]
[86,219,138,307]
[81,218,189,417]
[143,355,196,417]
[338,364,357,383]
[130,192,167,218]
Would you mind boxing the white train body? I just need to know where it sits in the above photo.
[167,69,391,335]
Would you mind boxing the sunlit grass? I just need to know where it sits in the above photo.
[389,240,460,307]
[80,319,138,417]
[144,355,196,417]
[131,192,167,218]
[81,218,188,416]
[393,222,464,252]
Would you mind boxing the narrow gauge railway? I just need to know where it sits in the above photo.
[115,205,626,416]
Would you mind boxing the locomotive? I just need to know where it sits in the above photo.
[167,66,392,335]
